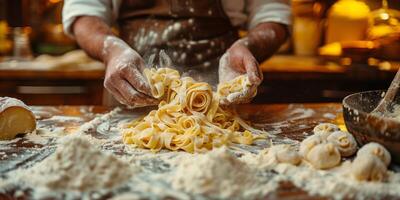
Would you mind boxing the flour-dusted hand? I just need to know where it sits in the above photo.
[218,39,263,105]
[103,36,159,106]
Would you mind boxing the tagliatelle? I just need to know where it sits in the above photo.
[122,67,266,153]
[217,75,256,104]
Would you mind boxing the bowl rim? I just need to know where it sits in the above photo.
[342,89,400,124]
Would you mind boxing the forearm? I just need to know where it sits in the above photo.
[245,22,288,62]
[72,16,115,62]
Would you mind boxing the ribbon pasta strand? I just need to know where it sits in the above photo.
[122,67,266,153]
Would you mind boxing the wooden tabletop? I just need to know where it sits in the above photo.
[0,103,347,199]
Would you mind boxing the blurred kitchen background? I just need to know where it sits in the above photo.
[0,0,399,105]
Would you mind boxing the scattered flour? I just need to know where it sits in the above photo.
[46,115,83,122]
[10,135,137,192]
[22,130,49,145]
[240,148,400,200]
[323,113,336,119]
[77,107,121,134]
[170,147,279,199]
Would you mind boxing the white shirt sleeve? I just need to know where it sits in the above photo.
[246,0,291,29]
[62,0,290,37]
[62,0,121,37]
[221,0,291,29]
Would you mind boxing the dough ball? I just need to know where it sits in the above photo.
[306,143,341,170]
[357,142,391,166]
[351,154,387,182]
[0,97,36,140]
[299,134,324,158]
[327,131,358,157]
[271,144,302,165]
[313,123,340,140]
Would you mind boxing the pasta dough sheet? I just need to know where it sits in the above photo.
[122,68,266,153]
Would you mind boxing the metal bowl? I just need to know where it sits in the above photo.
[343,90,400,164]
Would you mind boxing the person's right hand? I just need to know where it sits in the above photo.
[103,36,159,107]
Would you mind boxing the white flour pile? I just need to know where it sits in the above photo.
[240,149,400,200]
[13,135,137,192]
[272,162,400,199]
[170,147,280,199]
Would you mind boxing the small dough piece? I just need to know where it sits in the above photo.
[248,145,301,167]
[313,123,340,140]
[350,154,387,182]
[217,75,256,104]
[272,144,302,165]
[327,131,358,157]
[357,142,391,166]
[0,97,36,140]
[299,134,324,158]
[306,143,341,169]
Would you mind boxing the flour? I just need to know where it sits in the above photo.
[323,113,336,119]
[273,162,400,200]
[286,107,316,121]
[9,135,137,194]
[240,148,400,200]
[22,130,49,145]
[46,115,83,122]
[77,107,121,134]
[0,97,31,112]
[170,147,279,199]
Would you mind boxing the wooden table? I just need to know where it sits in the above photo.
[0,103,348,199]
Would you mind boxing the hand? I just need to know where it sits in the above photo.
[218,39,263,105]
[103,37,158,106]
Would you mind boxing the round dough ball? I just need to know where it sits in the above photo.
[271,144,302,165]
[357,143,391,166]
[327,131,358,157]
[313,123,340,140]
[306,143,341,169]
[351,154,387,182]
[299,134,324,158]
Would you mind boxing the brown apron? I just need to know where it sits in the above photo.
[105,0,238,106]
[118,0,238,83]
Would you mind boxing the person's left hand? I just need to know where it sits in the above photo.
[218,39,263,105]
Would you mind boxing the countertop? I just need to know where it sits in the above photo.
[0,103,355,199]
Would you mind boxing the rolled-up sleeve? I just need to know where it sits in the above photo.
[62,0,120,37]
[246,0,291,29]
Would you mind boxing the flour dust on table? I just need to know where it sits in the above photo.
[1,80,400,199]
[1,116,400,200]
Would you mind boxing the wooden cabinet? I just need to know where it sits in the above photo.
[0,68,105,105]
[0,55,398,105]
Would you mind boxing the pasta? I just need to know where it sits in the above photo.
[217,75,256,104]
[122,68,265,153]
[357,143,391,167]
[272,144,302,165]
[326,131,358,157]
[313,123,340,140]
[350,153,387,182]
[306,143,341,169]
[299,134,324,158]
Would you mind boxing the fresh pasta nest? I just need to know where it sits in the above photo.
[122,68,265,153]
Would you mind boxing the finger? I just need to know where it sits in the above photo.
[243,57,262,85]
[105,84,130,105]
[122,66,154,98]
[113,79,158,106]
